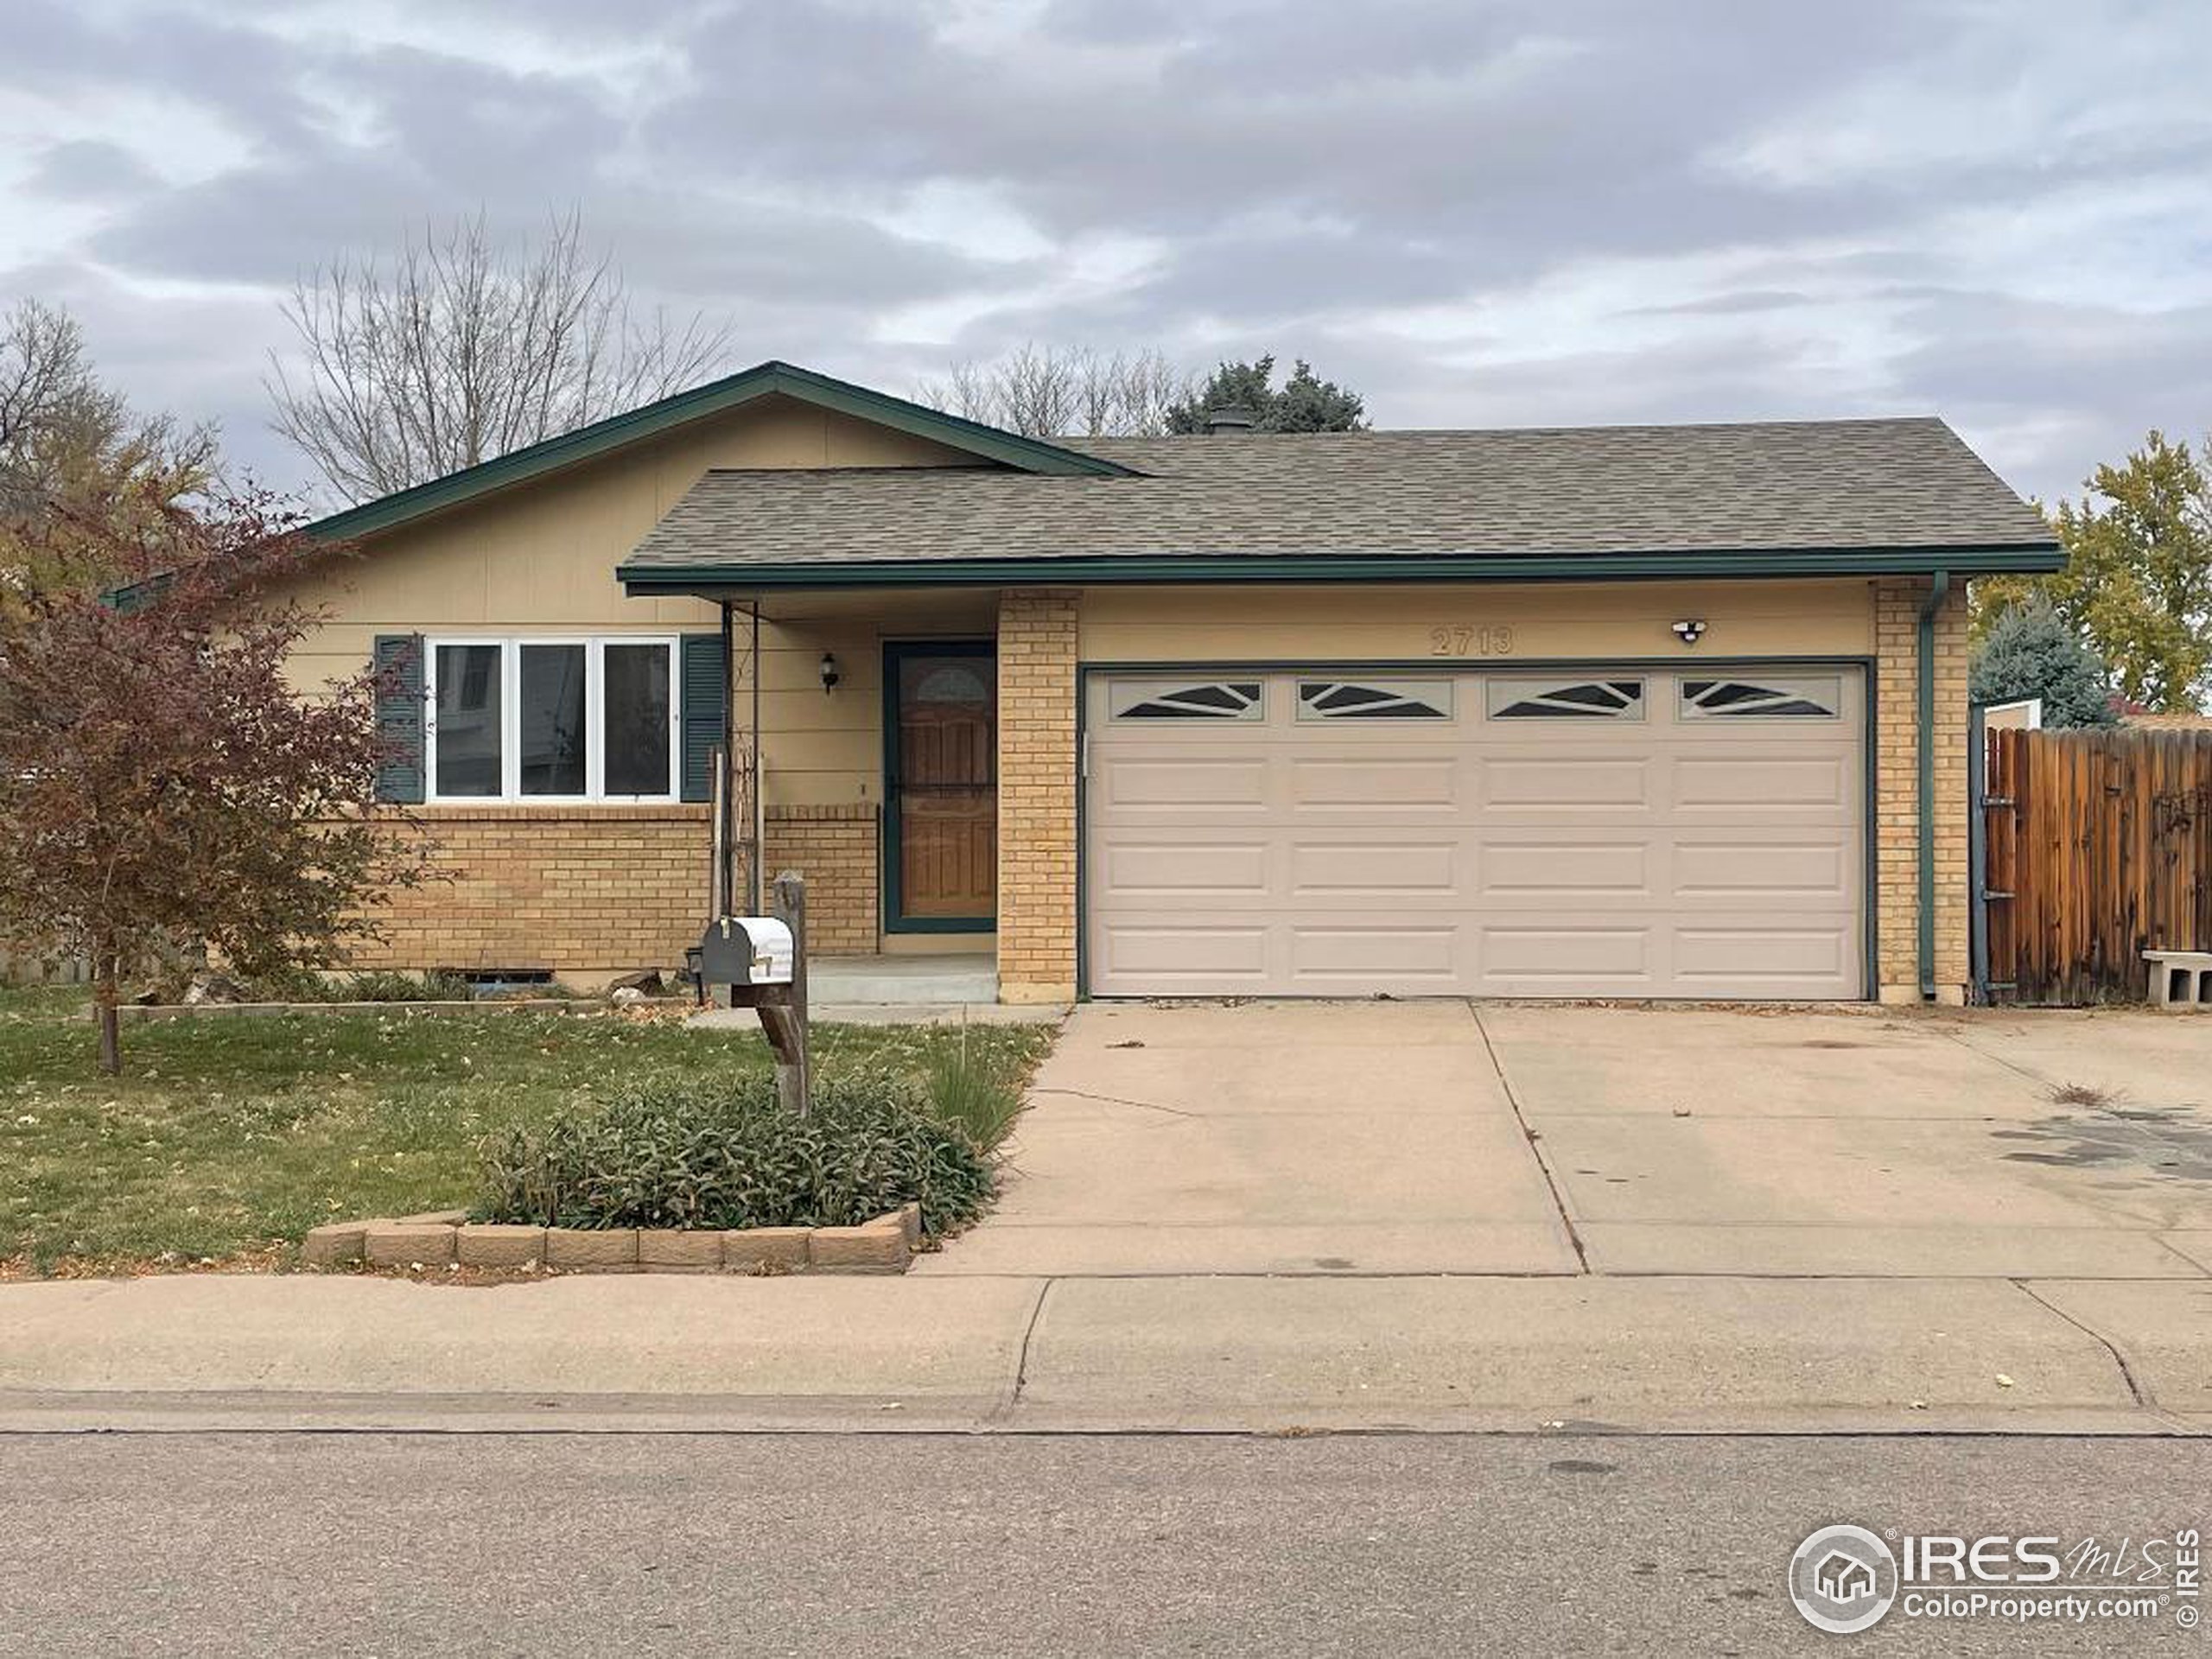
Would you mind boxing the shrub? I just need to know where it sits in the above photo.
[474,1072,996,1235]
[920,1034,1026,1150]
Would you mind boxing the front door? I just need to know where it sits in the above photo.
[886,643,996,930]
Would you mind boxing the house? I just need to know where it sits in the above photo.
[281,361,2063,1005]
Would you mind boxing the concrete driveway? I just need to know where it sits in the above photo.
[922,1001,2212,1283]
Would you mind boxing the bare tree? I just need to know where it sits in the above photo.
[265,212,737,501]
[917,344,1192,438]
[2,297,216,604]
[2,299,212,515]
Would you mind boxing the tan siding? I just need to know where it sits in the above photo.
[275,395,981,696]
[1078,579,1876,663]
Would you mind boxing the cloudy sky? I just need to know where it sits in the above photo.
[4,0,2209,508]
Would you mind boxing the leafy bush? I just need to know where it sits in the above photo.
[474,1072,995,1234]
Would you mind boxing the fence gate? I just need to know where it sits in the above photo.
[1975,723,2212,1004]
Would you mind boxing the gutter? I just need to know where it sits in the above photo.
[1917,570,1950,1000]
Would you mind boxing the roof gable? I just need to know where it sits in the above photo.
[305,359,1132,543]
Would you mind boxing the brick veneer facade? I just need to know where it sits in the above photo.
[757,804,880,956]
[1873,575,1971,1003]
[995,588,1080,1002]
[352,803,879,987]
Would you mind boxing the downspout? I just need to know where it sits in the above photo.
[1917,570,1950,1000]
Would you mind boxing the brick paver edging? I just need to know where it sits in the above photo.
[301,1205,920,1275]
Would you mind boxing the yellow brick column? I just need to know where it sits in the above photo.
[996,588,1080,1003]
[1872,577,1971,1004]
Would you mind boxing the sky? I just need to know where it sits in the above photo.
[3,0,2209,510]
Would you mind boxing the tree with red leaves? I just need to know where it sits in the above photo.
[0,484,435,1071]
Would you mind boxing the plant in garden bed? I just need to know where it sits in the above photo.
[475,1072,998,1236]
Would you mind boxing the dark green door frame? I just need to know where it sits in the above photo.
[881,639,997,934]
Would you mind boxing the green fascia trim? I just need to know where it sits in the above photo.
[619,543,2064,594]
[306,361,1132,543]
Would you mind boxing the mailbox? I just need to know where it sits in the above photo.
[696,915,794,989]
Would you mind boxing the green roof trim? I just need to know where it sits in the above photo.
[617,543,2065,594]
[304,359,1133,542]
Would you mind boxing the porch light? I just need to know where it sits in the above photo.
[819,652,841,691]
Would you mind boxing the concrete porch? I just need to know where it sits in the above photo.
[689,953,1064,1027]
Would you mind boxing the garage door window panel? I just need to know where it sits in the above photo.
[1109,681,1264,720]
[1488,679,1645,720]
[1681,677,1840,719]
[1296,680,1452,721]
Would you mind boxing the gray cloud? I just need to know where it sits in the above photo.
[0,0,2206,506]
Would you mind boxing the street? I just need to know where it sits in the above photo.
[1,1432,2204,1656]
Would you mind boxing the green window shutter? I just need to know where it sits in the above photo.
[679,632,728,803]
[372,633,426,804]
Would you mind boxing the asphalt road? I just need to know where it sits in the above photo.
[0,1433,2205,1656]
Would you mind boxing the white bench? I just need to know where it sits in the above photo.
[2144,950,2212,1009]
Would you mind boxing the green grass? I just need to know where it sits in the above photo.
[0,988,1052,1273]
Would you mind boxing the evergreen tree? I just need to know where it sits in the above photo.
[1968,595,2119,728]
[1166,355,1366,433]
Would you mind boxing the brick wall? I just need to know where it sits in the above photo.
[995,589,1079,1001]
[354,803,880,987]
[1873,576,1971,1003]
[758,804,880,956]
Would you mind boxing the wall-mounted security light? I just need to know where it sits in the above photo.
[1671,620,1707,646]
[819,652,840,691]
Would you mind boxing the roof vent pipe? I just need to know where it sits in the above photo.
[1202,405,1257,434]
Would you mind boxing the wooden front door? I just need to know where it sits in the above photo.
[887,644,996,927]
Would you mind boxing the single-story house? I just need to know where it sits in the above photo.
[281,361,2063,1005]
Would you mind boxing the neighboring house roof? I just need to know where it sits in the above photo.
[619,416,2063,592]
[304,359,1131,543]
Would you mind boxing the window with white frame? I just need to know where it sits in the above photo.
[429,638,679,802]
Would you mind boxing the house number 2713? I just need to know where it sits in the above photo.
[1428,626,1514,657]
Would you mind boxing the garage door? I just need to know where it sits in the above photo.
[1084,666,1866,999]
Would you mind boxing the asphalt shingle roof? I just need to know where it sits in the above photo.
[620,416,2056,573]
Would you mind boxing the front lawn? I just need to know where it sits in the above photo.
[0,988,1052,1274]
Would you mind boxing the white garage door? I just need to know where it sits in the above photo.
[1084,666,1866,1000]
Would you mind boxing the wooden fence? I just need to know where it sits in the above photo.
[1980,726,2212,1003]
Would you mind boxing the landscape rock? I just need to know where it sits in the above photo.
[455,1225,546,1268]
[721,1227,811,1273]
[362,1222,456,1268]
[808,1213,911,1274]
[544,1228,639,1269]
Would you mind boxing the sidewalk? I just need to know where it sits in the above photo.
[0,1268,2203,1435]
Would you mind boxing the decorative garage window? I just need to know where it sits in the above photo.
[427,637,680,802]
[1297,680,1452,720]
[1486,678,1645,719]
[1109,680,1265,720]
[1680,676,1840,719]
